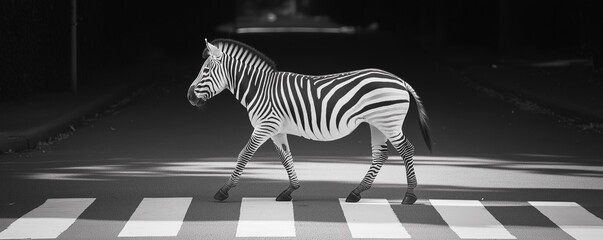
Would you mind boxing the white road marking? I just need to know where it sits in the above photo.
[3,197,602,239]
[529,201,603,240]
[0,198,95,239]
[339,198,410,239]
[236,197,296,237]
[430,199,516,239]
[118,197,192,237]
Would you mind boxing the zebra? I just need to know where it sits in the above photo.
[187,39,432,205]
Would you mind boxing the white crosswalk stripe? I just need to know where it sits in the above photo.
[430,199,516,239]
[339,198,411,239]
[118,197,192,237]
[235,197,296,237]
[530,201,603,240]
[0,198,95,240]
[1,198,602,239]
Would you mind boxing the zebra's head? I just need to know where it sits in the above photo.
[187,39,229,108]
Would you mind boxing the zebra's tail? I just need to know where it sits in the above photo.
[405,83,432,153]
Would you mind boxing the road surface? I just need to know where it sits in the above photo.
[1,34,602,239]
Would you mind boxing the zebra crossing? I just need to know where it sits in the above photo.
[236,198,295,237]
[1,197,602,239]
[339,198,410,238]
[118,198,192,237]
[429,199,515,239]
[0,198,95,239]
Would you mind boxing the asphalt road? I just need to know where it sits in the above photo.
[1,33,602,239]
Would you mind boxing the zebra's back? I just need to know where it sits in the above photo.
[272,69,411,141]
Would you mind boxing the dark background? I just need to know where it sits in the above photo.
[2,2,603,238]
[0,0,601,101]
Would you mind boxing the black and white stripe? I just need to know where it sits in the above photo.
[188,39,431,204]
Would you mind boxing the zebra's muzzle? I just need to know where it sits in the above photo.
[187,85,206,108]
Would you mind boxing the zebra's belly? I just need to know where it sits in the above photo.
[282,118,364,141]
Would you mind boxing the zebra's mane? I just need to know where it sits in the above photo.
[204,39,277,70]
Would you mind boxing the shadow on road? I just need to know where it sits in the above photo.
[1,153,602,240]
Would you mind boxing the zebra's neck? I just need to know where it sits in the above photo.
[225,59,276,109]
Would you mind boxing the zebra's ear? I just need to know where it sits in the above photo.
[205,38,223,60]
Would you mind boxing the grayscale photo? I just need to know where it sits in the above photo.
[1,0,602,239]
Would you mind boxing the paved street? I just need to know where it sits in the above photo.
[1,34,602,239]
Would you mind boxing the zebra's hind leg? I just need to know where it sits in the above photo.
[272,133,300,201]
[346,125,388,202]
[390,133,418,205]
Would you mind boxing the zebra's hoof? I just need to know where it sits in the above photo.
[276,191,292,201]
[401,192,417,205]
[345,192,361,202]
[214,189,229,201]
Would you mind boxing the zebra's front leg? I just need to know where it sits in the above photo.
[214,129,271,201]
[272,133,300,201]
[346,125,388,202]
